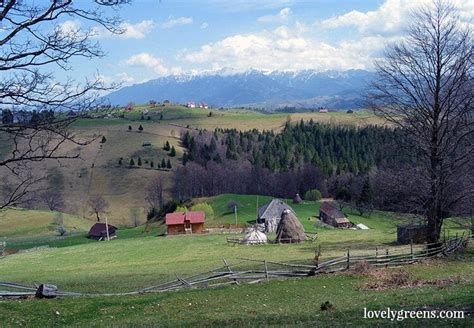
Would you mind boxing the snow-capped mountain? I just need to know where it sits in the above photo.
[105,69,374,110]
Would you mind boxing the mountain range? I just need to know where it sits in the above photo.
[105,69,375,110]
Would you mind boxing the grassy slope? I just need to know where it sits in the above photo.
[2,106,385,226]
[0,209,92,237]
[1,247,472,327]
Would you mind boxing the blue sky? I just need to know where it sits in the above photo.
[54,0,473,85]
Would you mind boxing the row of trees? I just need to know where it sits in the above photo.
[181,122,417,176]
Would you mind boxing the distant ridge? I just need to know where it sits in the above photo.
[104,69,374,110]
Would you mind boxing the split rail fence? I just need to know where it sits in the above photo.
[0,233,470,298]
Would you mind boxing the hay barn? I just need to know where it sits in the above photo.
[319,202,350,228]
[165,211,205,235]
[257,199,295,233]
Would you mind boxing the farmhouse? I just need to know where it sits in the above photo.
[87,223,117,240]
[165,211,205,235]
[319,202,350,228]
[257,199,295,233]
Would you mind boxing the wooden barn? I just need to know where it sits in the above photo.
[165,211,205,235]
[87,223,117,240]
[397,224,428,244]
[319,202,350,228]
[257,199,295,233]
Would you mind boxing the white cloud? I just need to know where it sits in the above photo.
[201,22,209,29]
[179,24,385,72]
[93,20,155,39]
[161,16,193,29]
[125,53,170,75]
[258,7,292,23]
[58,20,81,35]
[320,0,473,35]
[125,53,182,76]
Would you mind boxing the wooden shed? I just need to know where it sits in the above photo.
[397,224,428,244]
[88,223,117,240]
[319,202,350,228]
[165,211,205,235]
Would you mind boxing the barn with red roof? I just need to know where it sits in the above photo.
[165,211,205,235]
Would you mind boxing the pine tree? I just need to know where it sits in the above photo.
[118,158,123,166]
[150,160,154,168]
[137,157,142,166]
[161,158,166,168]
[128,125,132,131]
[163,141,171,151]
[166,159,172,169]
[100,136,107,143]
[129,158,135,166]
[170,146,176,157]
[138,125,143,132]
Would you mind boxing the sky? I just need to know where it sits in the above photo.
[54,0,473,86]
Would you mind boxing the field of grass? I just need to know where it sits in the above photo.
[1,193,472,326]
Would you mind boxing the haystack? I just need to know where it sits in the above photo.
[293,193,302,204]
[276,209,306,243]
[242,228,267,244]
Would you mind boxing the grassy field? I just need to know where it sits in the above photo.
[1,194,472,326]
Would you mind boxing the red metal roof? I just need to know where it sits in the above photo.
[165,211,205,225]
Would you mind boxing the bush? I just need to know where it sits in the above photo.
[304,189,322,201]
[190,203,214,220]
[175,205,188,213]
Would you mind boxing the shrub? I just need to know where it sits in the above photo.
[138,125,143,132]
[190,203,214,220]
[100,136,107,143]
[175,205,188,213]
[166,159,172,169]
[137,157,142,166]
[129,158,135,166]
[304,189,322,201]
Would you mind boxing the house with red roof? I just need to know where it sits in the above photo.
[165,211,205,235]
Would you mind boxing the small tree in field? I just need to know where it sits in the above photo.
[100,136,107,143]
[137,157,142,166]
[169,146,176,157]
[161,158,166,168]
[129,158,135,166]
[163,141,171,151]
[128,125,132,131]
[138,125,143,132]
[88,194,109,222]
[166,159,172,169]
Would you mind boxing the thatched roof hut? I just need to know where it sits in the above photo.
[293,193,302,204]
[276,209,306,243]
[242,228,267,244]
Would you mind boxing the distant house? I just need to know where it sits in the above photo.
[165,211,205,235]
[319,202,350,228]
[257,199,295,233]
[87,223,117,240]
[319,108,329,113]
[186,102,196,108]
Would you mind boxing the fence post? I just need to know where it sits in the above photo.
[264,260,269,281]
[385,249,389,268]
[410,240,413,260]
[346,248,350,269]
[375,247,378,265]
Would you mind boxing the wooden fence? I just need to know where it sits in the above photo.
[0,233,470,298]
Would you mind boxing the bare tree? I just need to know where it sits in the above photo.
[39,190,64,211]
[88,194,109,222]
[368,0,473,243]
[146,176,164,210]
[0,1,130,209]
